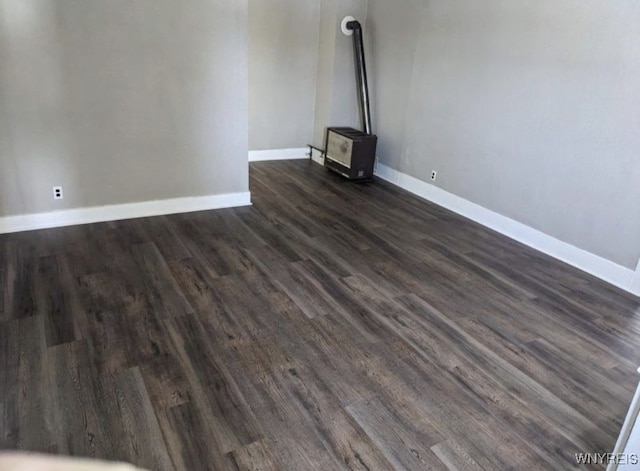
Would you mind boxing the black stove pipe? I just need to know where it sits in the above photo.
[346,20,372,135]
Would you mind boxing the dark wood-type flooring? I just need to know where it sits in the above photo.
[2,160,640,470]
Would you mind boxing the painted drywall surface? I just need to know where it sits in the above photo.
[312,0,338,149]
[0,0,248,218]
[312,0,369,148]
[330,0,369,131]
[365,0,424,170]
[249,0,320,151]
[367,0,640,269]
[0,49,22,218]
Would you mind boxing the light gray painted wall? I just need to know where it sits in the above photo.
[0,0,249,218]
[367,0,640,269]
[364,0,424,170]
[312,0,339,149]
[313,0,369,148]
[248,0,320,151]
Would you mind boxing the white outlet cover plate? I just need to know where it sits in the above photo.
[341,16,356,36]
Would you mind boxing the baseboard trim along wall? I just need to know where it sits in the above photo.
[0,192,252,234]
[631,260,640,295]
[375,163,640,297]
[249,148,309,162]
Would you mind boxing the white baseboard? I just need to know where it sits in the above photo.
[375,163,640,297]
[631,260,640,296]
[0,191,252,234]
[249,148,309,162]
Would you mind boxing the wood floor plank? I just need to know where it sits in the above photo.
[243,245,337,319]
[44,340,174,469]
[163,314,262,453]
[387,339,601,470]
[128,314,189,410]
[0,239,7,317]
[44,340,112,458]
[130,242,195,318]
[76,273,131,374]
[138,216,192,264]
[337,276,589,467]
[0,315,50,451]
[346,396,447,471]
[431,440,487,471]
[1,240,37,322]
[224,439,282,471]
[100,367,174,470]
[215,339,350,470]
[277,363,398,470]
[395,295,613,463]
[37,254,88,347]
[455,315,629,426]
[167,258,251,346]
[156,402,228,471]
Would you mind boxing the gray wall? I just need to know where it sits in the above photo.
[249,0,321,150]
[367,0,640,269]
[247,0,368,151]
[313,0,369,148]
[0,0,249,218]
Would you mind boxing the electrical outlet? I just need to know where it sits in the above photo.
[53,186,63,200]
[431,171,437,182]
